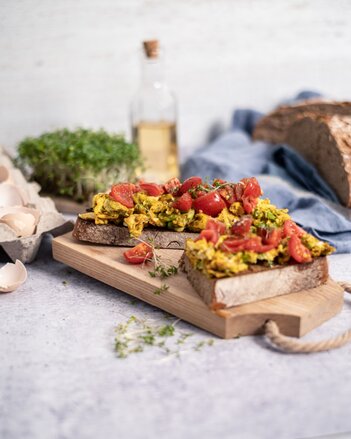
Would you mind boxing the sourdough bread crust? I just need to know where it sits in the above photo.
[253,99,351,207]
[73,217,197,249]
[285,115,351,206]
[182,254,329,309]
[253,99,351,144]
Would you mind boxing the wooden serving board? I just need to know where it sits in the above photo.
[52,233,344,339]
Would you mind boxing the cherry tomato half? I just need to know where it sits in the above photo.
[206,218,227,235]
[231,216,252,236]
[178,176,203,195]
[195,229,219,244]
[163,177,181,195]
[221,236,274,254]
[123,242,153,264]
[192,191,226,217]
[258,227,283,247]
[288,235,312,263]
[218,185,236,207]
[242,177,262,199]
[110,183,137,208]
[139,182,164,196]
[283,220,305,238]
[173,192,193,212]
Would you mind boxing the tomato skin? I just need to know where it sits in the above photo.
[206,218,226,235]
[163,178,181,195]
[288,235,312,263]
[110,183,137,208]
[195,229,219,244]
[192,191,226,217]
[139,183,164,196]
[178,176,203,195]
[221,236,274,254]
[242,177,262,199]
[173,192,193,212]
[258,227,283,246]
[234,182,245,201]
[193,189,207,198]
[218,185,235,207]
[123,242,153,264]
[283,220,305,238]
[231,216,252,236]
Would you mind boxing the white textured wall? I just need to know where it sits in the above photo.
[1,0,351,161]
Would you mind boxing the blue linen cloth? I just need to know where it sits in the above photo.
[182,92,351,253]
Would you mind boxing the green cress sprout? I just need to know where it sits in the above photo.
[16,128,143,202]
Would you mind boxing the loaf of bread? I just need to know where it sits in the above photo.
[253,100,351,207]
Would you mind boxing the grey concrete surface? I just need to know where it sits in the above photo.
[1,235,351,439]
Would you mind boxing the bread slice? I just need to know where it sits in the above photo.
[182,254,329,309]
[73,216,197,249]
[253,99,351,144]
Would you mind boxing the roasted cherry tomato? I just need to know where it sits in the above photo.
[218,185,235,207]
[206,218,227,235]
[242,177,262,199]
[192,191,226,217]
[173,192,193,212]
[195,229,219,244]
[123,242,153,264]
[233,182,245,201]
[259,227,283,247]
[221,236,274,254]
[231,216,252,236]
[163,177,181,195]
[283,220,305,238]
[288,235,312,263]
[110,183,137,208]
[242,196,258,214]
[178,176,203,195]
[139,182,164,196]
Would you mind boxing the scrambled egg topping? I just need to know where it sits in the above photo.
[80,192,198,237]
[185,198,335,279]
[79,192,335,272]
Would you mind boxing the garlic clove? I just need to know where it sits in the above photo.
[0,260,27,293]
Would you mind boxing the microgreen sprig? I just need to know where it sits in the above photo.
[114,315,214,359]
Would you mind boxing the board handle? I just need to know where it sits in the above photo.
[264,281,351,353]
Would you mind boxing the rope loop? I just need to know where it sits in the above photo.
[264,281,351,353]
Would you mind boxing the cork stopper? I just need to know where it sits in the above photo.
[143,40,159,58]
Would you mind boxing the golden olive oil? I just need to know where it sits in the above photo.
[133,121,179,182]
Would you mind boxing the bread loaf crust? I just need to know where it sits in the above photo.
[253,99,351,143]
[73,217,197,249]
[285,115,351,206]
[253,99,351,207]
